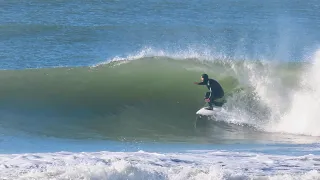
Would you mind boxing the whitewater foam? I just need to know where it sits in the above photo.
[0,149,319,180]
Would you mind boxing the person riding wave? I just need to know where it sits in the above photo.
[194,74,225,110]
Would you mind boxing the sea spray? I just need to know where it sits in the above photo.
[274,50,320,136]
[215,59,292,129]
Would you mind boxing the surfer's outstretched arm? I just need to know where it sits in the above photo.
[194,82,206,85]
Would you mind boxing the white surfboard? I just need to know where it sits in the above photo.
[196,107,222,116]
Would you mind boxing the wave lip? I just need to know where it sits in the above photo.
[91,46,231,67]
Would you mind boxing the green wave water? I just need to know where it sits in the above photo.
[0,56,310,143]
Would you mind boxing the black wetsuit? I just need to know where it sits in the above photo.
[197,79,224,107]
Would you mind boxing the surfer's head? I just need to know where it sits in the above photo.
[201,74,209,82]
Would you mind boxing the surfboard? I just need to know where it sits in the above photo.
[196,107,221,116]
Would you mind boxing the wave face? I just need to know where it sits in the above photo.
[0,49,319,142]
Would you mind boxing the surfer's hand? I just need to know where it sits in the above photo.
[205,98,210,102]
[194,82,199,85]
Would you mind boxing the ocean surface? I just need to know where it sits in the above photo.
[1,0,320,179]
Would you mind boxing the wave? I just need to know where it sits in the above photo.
[0,56,245,141]
[0,48,318,141]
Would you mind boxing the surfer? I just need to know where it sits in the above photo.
[194,74,225,110]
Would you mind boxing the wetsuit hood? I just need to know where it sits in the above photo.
[201,74,209,83]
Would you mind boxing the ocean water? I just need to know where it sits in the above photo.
[1,0,320,179]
